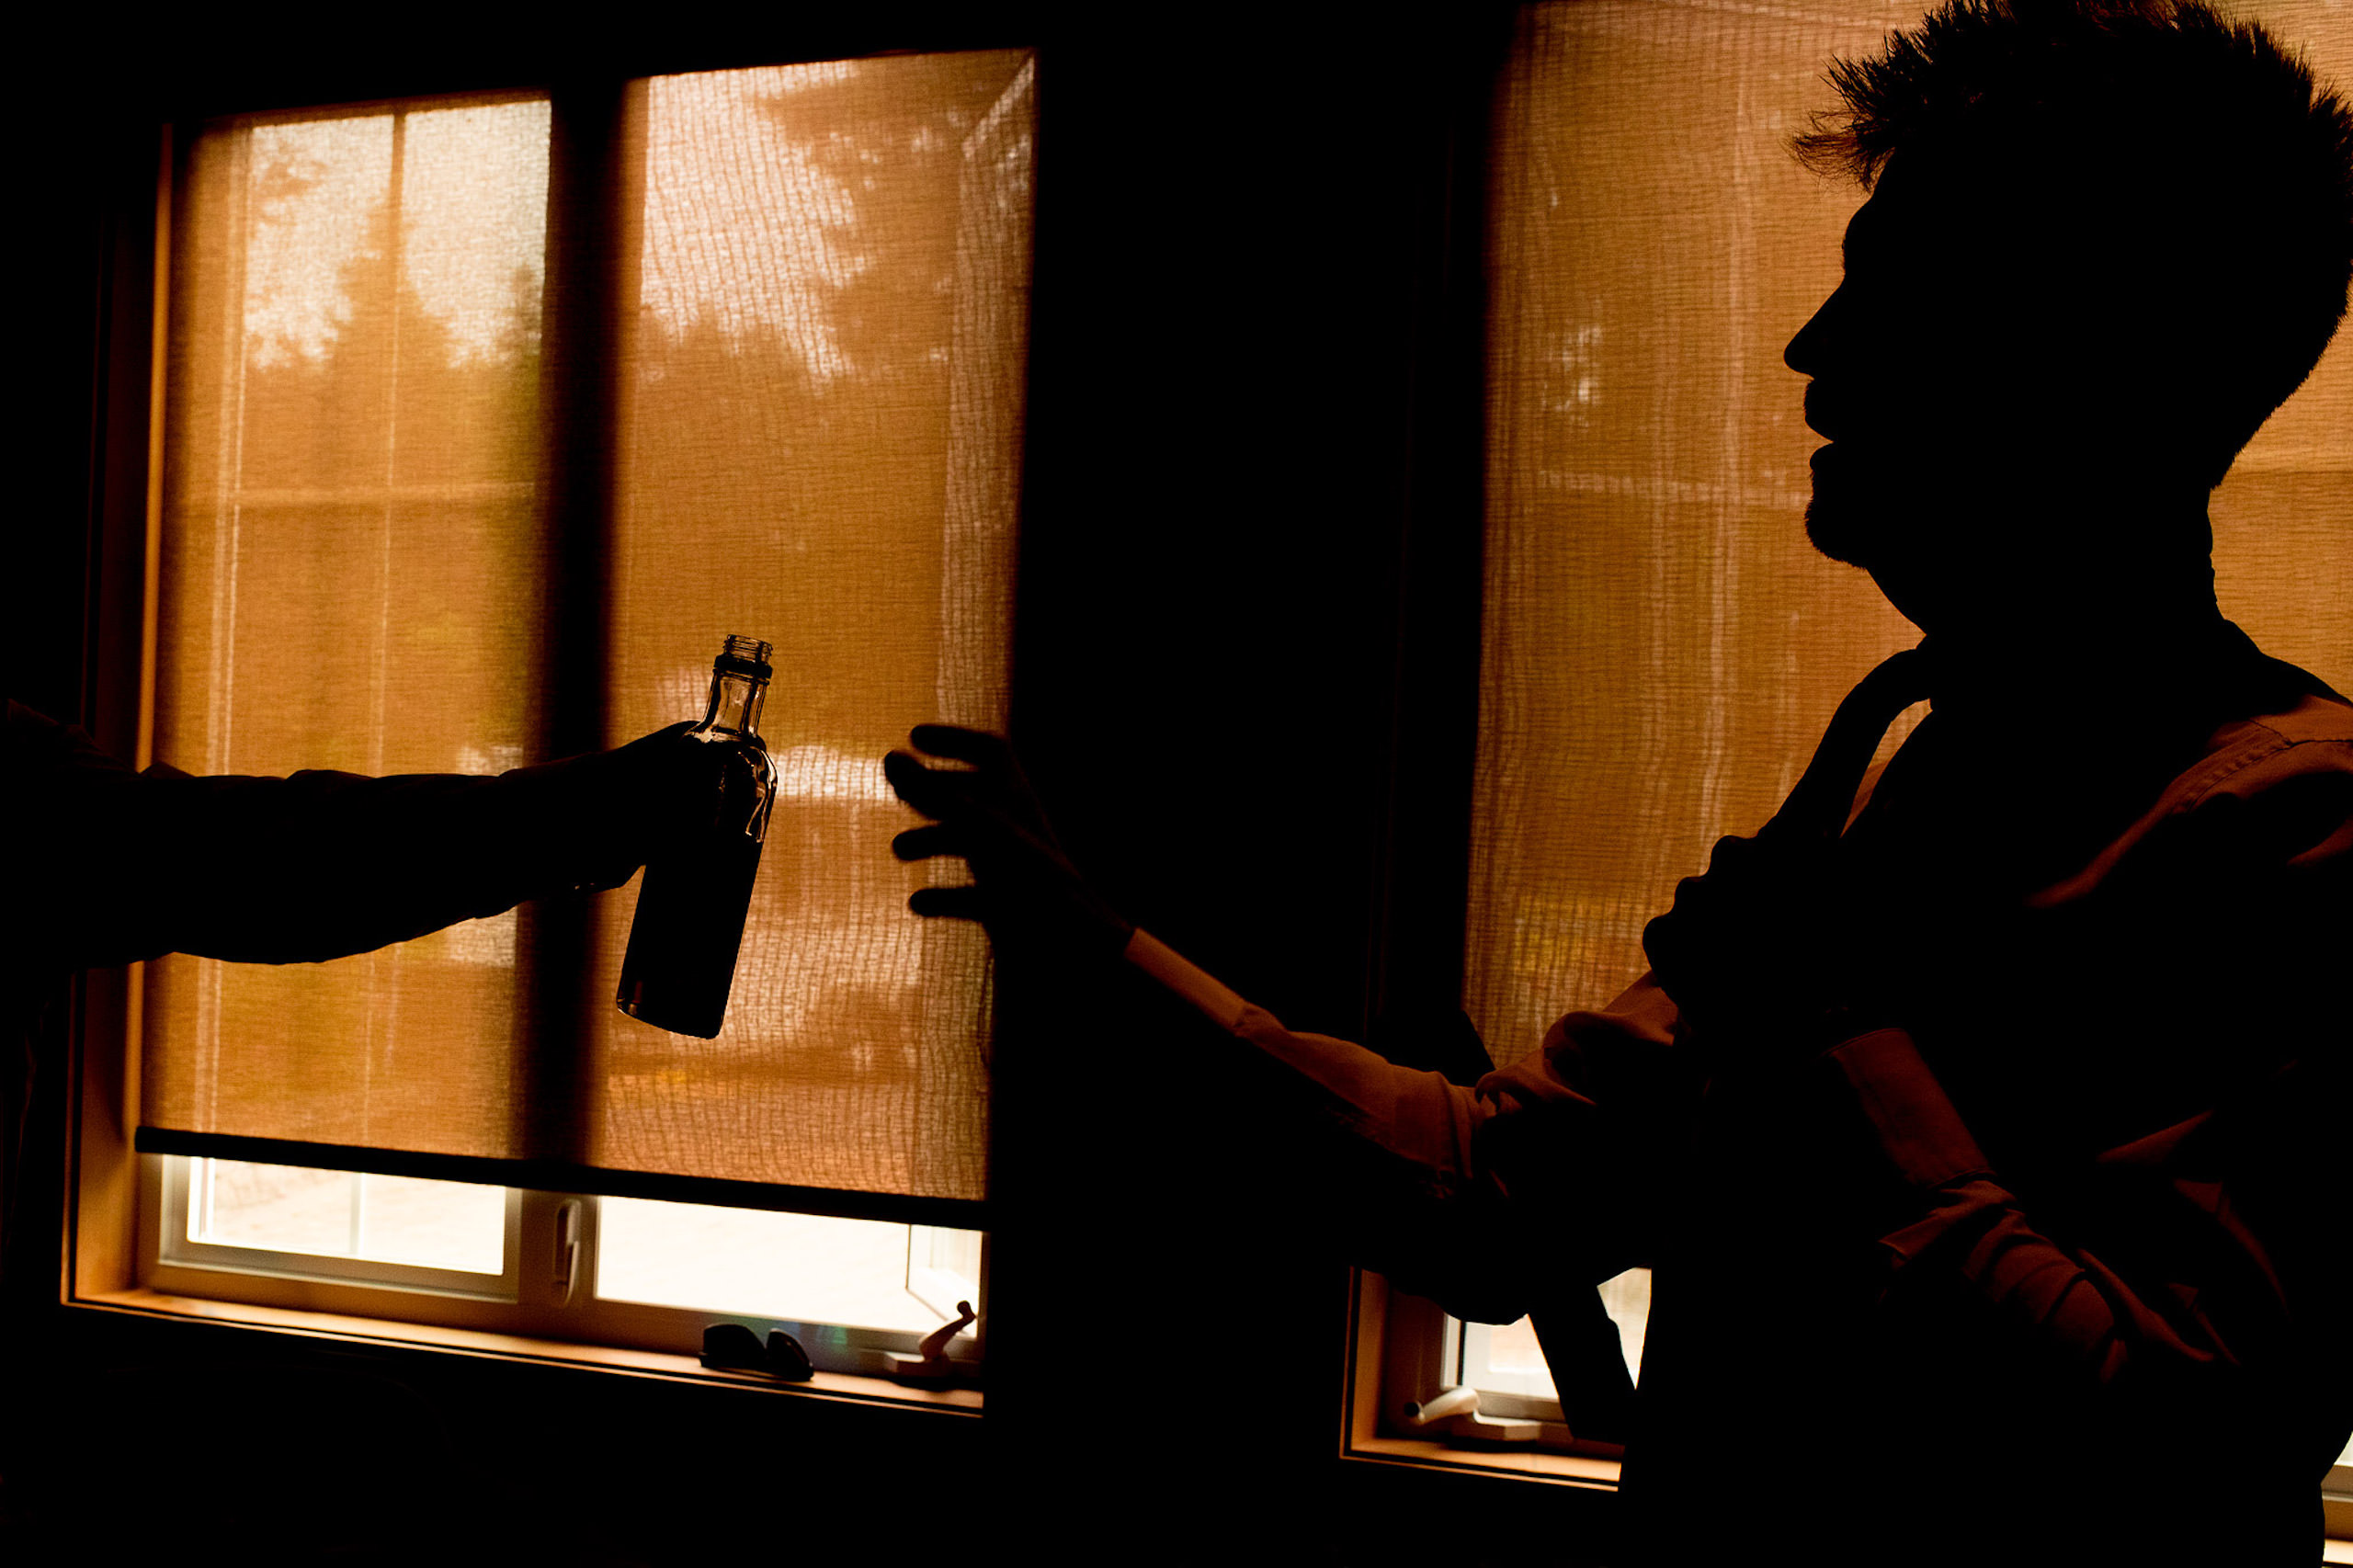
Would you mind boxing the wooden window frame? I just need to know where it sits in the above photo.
[132,1153,986,1383]
[57,26,1032,1415]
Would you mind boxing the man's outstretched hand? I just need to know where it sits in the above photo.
[1642,648,1932,1058]
[884,725,1134,960]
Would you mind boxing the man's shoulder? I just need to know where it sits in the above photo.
[2145,647,2353,877]
[2195,642,2353,781]
[2025,642,2352,904]
[2228,677,2353,749]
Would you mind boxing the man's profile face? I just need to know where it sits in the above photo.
[1783,162,2062,629]
[1788,198,1904,573]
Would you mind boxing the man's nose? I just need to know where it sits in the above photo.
[1785,284,1842,374]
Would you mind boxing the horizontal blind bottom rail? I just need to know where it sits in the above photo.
[134,1127,989,1230]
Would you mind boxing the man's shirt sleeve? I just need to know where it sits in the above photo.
[1127,931,1700,1322]
[1819,718,2352,1465]
[10,700,667,972]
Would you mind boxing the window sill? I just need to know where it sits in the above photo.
[1348,1432,2353,1566]
[70,1287,983,1415]
[1343,1434,1620,1491]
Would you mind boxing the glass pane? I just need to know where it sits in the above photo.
[356,1172,507,1273]
[595,1196,982,1335]
[1478,1317,1551,1395]
[907,1223,983,1320]
[192,1160,355,1256]
[1462,1267,1649,1401]
[189,1158,506,1275]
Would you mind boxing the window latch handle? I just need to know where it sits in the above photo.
[1404,1386,1482,1426]
[885,1299,976,1384]
[1404,1384,1539,1443]
[552,1199,581,1306]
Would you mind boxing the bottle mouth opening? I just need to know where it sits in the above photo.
[717,634,774,681]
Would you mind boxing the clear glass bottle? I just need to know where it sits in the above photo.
[617,635,779,1038]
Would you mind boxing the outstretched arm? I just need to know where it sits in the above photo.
[883,722,1699,1321]
[10,701,716,971]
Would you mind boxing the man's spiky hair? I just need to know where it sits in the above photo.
[1796,0,2353,480]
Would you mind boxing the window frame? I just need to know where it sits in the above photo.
[140,1155,987,1378]
[59,28,1033,1422]
[1342,1272,1624,1493]
[24,17,1545,1563]
[127,50,1025,1233]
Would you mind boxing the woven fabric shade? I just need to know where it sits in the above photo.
[139,51,1035,1220]
[1463,0,2353,1065]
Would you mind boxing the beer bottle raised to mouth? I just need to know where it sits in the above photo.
[617,635,779,1038]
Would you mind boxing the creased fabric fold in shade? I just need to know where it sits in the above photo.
[139,51,1035,1221]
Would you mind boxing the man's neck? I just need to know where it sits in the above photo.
[1904,484,2229,697]
[1918,575,2230,717]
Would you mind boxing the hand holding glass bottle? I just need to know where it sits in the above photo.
[617,635,779,1038]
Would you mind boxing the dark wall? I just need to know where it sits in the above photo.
[8,11,1614,1565]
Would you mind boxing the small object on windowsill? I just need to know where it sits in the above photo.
[701,1323,767,1372]
[699,1323,813,1382]
[885,1300,977,1384]
[766,1328,814,1381]
[1401,1384,1540,1445]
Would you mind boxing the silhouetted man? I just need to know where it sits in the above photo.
[887,2,2353,1562]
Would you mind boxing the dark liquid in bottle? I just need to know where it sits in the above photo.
[616,828,762,1039]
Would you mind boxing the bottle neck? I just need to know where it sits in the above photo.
[700,668,767,738]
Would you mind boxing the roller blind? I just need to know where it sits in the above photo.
[139,50,1035,1221]
[1463,0,2353,1063]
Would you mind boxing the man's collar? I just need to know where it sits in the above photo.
[1916,604,2248,722]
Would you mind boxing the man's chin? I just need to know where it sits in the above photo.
[1802,454,1950,571]
[1805,483,1944,631]
[1802,491,1875,568]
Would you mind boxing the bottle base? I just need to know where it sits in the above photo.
[616,985,725,1040]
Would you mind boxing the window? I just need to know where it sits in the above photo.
[147,1155,984,1375]
[75,43,1034,1389]
[1352,0,2353,1528]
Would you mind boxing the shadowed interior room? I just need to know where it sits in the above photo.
[8,4,2350,1564]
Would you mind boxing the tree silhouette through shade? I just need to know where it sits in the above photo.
[621,53,1029,756]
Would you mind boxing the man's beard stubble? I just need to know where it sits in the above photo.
[1802,473,1875,569]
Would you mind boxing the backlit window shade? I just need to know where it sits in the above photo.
[1462,0,2353,1064]
[142,51,1035,1217]
[596,55,1031,1203]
